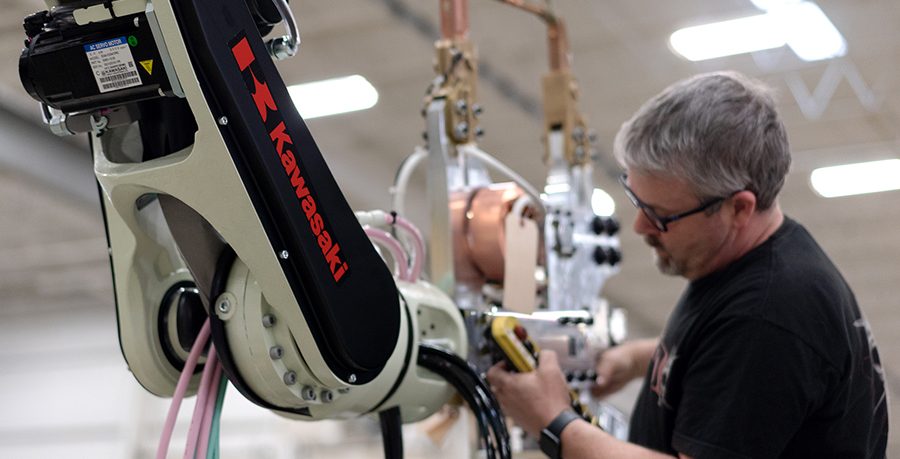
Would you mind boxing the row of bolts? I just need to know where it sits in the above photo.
[214,271,346,404]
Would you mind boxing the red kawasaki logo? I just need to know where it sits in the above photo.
[231,36,349,282]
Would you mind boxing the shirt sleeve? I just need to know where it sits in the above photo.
[671,316,832,459]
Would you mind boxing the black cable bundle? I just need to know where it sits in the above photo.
[417,344,512,459]
[379,406,404,459]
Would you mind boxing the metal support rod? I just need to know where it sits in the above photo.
[425,99,456,294]
[493,0,571,71]
[439,0,469,41]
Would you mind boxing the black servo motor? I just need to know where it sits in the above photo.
[20,8,175,114]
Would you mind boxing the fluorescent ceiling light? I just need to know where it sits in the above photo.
[669,1,846,62]
[591,188,616,217]
[670,14,783,61]
[749,0,802,11]
[810,159,900,198]
[771,2,846,61]
[287,75,378,119]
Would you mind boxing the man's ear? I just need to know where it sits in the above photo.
[729,190,757,228]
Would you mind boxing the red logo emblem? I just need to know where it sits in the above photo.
[231,36,349,282]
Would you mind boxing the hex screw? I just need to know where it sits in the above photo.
[283,371,297,385]
[572,126,584,142]
[279,250,289,260]
[454,122,468,139]
[301,385,317,401]
[574,146,585,161]
[348,374,357,383]
[321,390,335,403]
[218,116,228,125]
[270,345,284,359]
[217,299,231,314]
[262,314,277,328]
[455,99,468,115]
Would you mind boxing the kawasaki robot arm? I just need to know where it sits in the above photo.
[19,0,468,426]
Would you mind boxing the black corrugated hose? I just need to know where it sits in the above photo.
[416,344,512,459]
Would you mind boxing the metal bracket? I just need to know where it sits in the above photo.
[40,103,75,136]
[145,2,186,98]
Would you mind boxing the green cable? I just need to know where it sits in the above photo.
[208,376,227,459]
[207,376,228,459]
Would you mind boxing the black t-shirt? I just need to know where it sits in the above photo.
[629,217,888,458]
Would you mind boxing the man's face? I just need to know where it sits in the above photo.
[624,171,732,280]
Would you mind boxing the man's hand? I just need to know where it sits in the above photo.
[486,350,572,438]
[592,338,659,398]
[487,345,691,459]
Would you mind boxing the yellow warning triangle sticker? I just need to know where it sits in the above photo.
[139,59,153,75]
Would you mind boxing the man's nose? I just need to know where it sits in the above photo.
[633,209,658,236]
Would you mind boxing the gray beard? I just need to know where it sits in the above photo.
[653,249,682,276]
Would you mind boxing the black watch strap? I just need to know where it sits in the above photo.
[539,409,581,459]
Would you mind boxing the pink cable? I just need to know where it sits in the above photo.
[392,215,426,281]
[196,362,223,459]
[184,346,219,459]
[156,320,211,459]
[365,227,410,281]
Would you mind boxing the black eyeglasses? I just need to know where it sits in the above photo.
[618,174,734,232]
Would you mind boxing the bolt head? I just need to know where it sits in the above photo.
[279,250,289,260]
[572,126,585,142]
[283,371,297,385]
[218,116,228,125]
[454,122,468,139]
[455,99,468,114]
[321,390,334,403]
[262,314,276,328]
[217,299,230,313]
[270,345,284,359]
[348,374,357,383]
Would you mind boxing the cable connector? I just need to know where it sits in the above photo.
[354,209,391,227]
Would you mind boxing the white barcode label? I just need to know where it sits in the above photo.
[84,37,142,94]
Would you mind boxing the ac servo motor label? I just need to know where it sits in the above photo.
[84,37,142,93]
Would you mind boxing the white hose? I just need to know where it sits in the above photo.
[389,146,428,216]
[459,143,546,215]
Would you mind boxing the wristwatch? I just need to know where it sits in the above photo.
[539,409,582,459]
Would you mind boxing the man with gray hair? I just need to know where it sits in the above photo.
[487,72,888,458]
